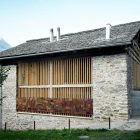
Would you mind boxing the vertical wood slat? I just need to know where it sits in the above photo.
[49,61,52,98]
[22,64,24,85]
[18,57,92,100]
[24,63,28,85]
[68,59,69,84]
[86,58,88,84]
[79,58,81,84]
[133,61,137,88]
[60,60,62,84]
[34,88,36,98]
[57,60,59,85]
[33,63,36,85]
[73,58,75,84]
[85,58,87,84]
[54,60,56,85]
[32,62,35,85]
[18,88,21,97]
[36,62,38,85]
[40,62,42,85]
[22,63,25,85]
[71,59,73,84]
[42,61,46,85]
[29,63,32,85]
[42,62,44,85]
[68,59,70,84]
[55,88,56,98]
[31,88,34,97]
[83,58,85,84]
[45,61,50,85]
[59,60,61,84]
[66,59,68,84]
[75,58,77,84]
[136,62,140,87]
[137,63,140,87]
[62,60,64,84]
[48,61,50,85]
[31,63,34,85]
[82,58,84,84]
[69,59,71,84]
[44,62,47,85]
[89,57,91,84]
[20,88,22,97]
[18,64,21,86]
[53,60,55,85]
[39,62,40,85]
[56,60,58,85]
[133,60,140,88]
[81,58,83,84]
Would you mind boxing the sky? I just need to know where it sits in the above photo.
[0,0,140,46]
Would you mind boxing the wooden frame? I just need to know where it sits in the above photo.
[17,57,93,117]
[133,60,140,89]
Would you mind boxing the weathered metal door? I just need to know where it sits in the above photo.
[132,91,140,117]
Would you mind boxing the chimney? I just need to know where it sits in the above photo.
[106,23,111,39]
[50,28,54,42]
[57,27,60,41]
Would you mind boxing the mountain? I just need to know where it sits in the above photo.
[0,38,11,51]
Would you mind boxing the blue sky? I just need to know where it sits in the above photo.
[0,0,140,46]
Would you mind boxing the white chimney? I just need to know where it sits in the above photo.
[57,27,60,41]
[106,23,111,39]
[50,28,54,42]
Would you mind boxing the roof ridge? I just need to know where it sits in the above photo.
[25,20,140,43]
[26,37,50,42]
[26,27,105,43]
[113,20,140,28]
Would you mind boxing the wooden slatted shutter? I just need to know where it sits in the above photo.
[17,57,93,117]
[133,60,140,89]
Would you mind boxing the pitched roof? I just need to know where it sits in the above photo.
[0,21,140,60]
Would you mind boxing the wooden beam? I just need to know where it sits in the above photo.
[49,60,52,98]
[134,39,140,49]
[19,84,93,88]
[133,39,140,54]
[127,47,140,64]
[132,45,140,60]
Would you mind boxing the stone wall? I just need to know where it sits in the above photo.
[2,65,17,129]
[93,54,129,121]
[2,54,129,130]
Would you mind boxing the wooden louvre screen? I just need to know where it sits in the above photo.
[18,61,50,86]
[17,57,93,117]
[133,60,140,89]
[52,57,91,84]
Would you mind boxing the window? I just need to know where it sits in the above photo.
[133,60,140,89]
[17,57,93,117]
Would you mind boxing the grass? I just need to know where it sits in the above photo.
[0,129,140,140]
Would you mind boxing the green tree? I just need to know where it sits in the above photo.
[0,66,10,129]
[0,66,10,102]
[0,66,10,86]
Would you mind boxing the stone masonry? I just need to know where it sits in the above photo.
[92,54,129,121]
[2,54,129,130]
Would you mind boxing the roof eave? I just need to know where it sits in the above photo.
[0,41,131,61]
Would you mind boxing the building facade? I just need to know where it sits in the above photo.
[0,21,140,129]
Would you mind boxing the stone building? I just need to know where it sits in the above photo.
[0,21,140,130]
